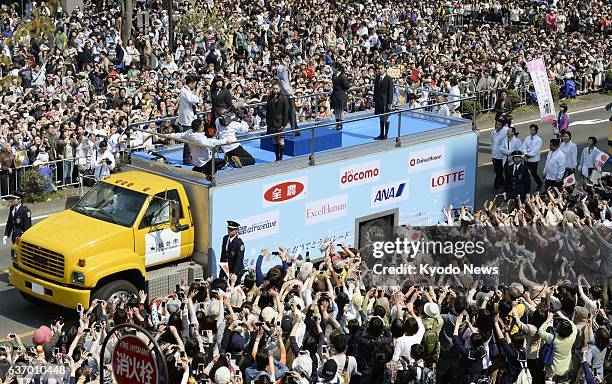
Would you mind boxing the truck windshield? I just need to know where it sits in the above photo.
[72,182,147,227]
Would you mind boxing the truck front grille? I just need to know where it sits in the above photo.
[19,242,65,279]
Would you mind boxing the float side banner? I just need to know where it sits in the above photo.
[208,131,478,276]
[526,58,557,123]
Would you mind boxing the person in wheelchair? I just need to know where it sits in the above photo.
[215,107,256,168]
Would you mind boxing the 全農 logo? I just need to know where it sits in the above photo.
[262,176,308,207]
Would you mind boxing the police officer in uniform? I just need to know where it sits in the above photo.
[504,150,531,201]
[220,220,245,279]
[3,191,32,259]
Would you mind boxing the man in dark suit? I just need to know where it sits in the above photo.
[3,191,32,260]
[373,64,394,140]
[220,220,245,279]
[504,150,531,201]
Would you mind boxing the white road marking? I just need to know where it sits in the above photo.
[569,118,609,127]
[0,214,52,228]
[479,104,610,132]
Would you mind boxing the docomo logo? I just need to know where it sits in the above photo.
[341,168,379,183]
[263,176,308,207]
[430,166,466,192]
[339,160,381,189]
[408,145,445,173]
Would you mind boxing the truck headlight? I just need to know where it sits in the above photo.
[72,272,85,284]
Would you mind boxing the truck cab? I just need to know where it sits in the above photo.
[9,171,194,309]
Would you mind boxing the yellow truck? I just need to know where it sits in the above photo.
[8,110,478,309]
[9,172,197,308]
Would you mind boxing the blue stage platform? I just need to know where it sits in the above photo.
[133,111,466,173]
[260,126,342,156]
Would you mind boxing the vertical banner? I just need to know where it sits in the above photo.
[526,58,556,123]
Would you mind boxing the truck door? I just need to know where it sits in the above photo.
[135,190,190,267]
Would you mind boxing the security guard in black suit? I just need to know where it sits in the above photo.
[220,220,245,279]
[3,191,32,259]
[504,150,531,201]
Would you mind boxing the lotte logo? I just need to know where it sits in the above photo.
[430,167,466,191]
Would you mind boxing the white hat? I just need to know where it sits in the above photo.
[424,302,440,317]
[292,351,313,378]
[298,262,313,282]
[261,306,277,323]
[214,366,231,384]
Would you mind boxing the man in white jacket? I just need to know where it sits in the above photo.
[500,126,522,167]
[490,119,508,192]
[90,141,115,181]
[543,138,566,190]
[578,136,601,177]
[559,131,577,177]
[169,118,234,176]
[522,124,543,191]
[215,108,255,168]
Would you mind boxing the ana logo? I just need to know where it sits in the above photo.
[408,145,445,173]
[430,166,466,192]
[263,177,307,207]
[371,180,409,208]
[339,160,380,189]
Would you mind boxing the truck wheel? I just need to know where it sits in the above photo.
[20,292,50,306]
[93,280,138,304]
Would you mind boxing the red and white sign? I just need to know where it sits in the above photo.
[339,160,380,189]
[113,335,158,384]
[263,176,307,207]
[408,145,445,173]
[595,153,609,168]
[563,174,576,187]
[430,166,466,192]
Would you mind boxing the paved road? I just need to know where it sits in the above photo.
[0,102,609,338]
[475,104,611,208]
[0,201,78,340]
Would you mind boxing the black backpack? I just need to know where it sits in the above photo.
[395,362,435,384]
[370,336,392,371]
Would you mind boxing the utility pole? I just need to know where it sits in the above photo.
[167,0,174,51]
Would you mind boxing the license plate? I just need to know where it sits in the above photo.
[30,283,45,295]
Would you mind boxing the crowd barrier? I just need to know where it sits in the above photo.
[0,144,161,200]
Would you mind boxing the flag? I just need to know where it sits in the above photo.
[526,58,557,123]
[594,152,609,168]
[219,262,229,276]
[563,174,575,187]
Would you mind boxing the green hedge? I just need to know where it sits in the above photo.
[19,169,56,203]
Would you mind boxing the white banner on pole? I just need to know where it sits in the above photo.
[526,58,556,123]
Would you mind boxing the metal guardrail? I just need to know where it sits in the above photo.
[0,144,163,200]
[132,92,477,186]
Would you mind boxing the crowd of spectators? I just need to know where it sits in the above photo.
[0,0,611,379]
[0,176,610,383]
[0,0,611,195]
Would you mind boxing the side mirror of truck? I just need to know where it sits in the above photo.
[169,201,189,232]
